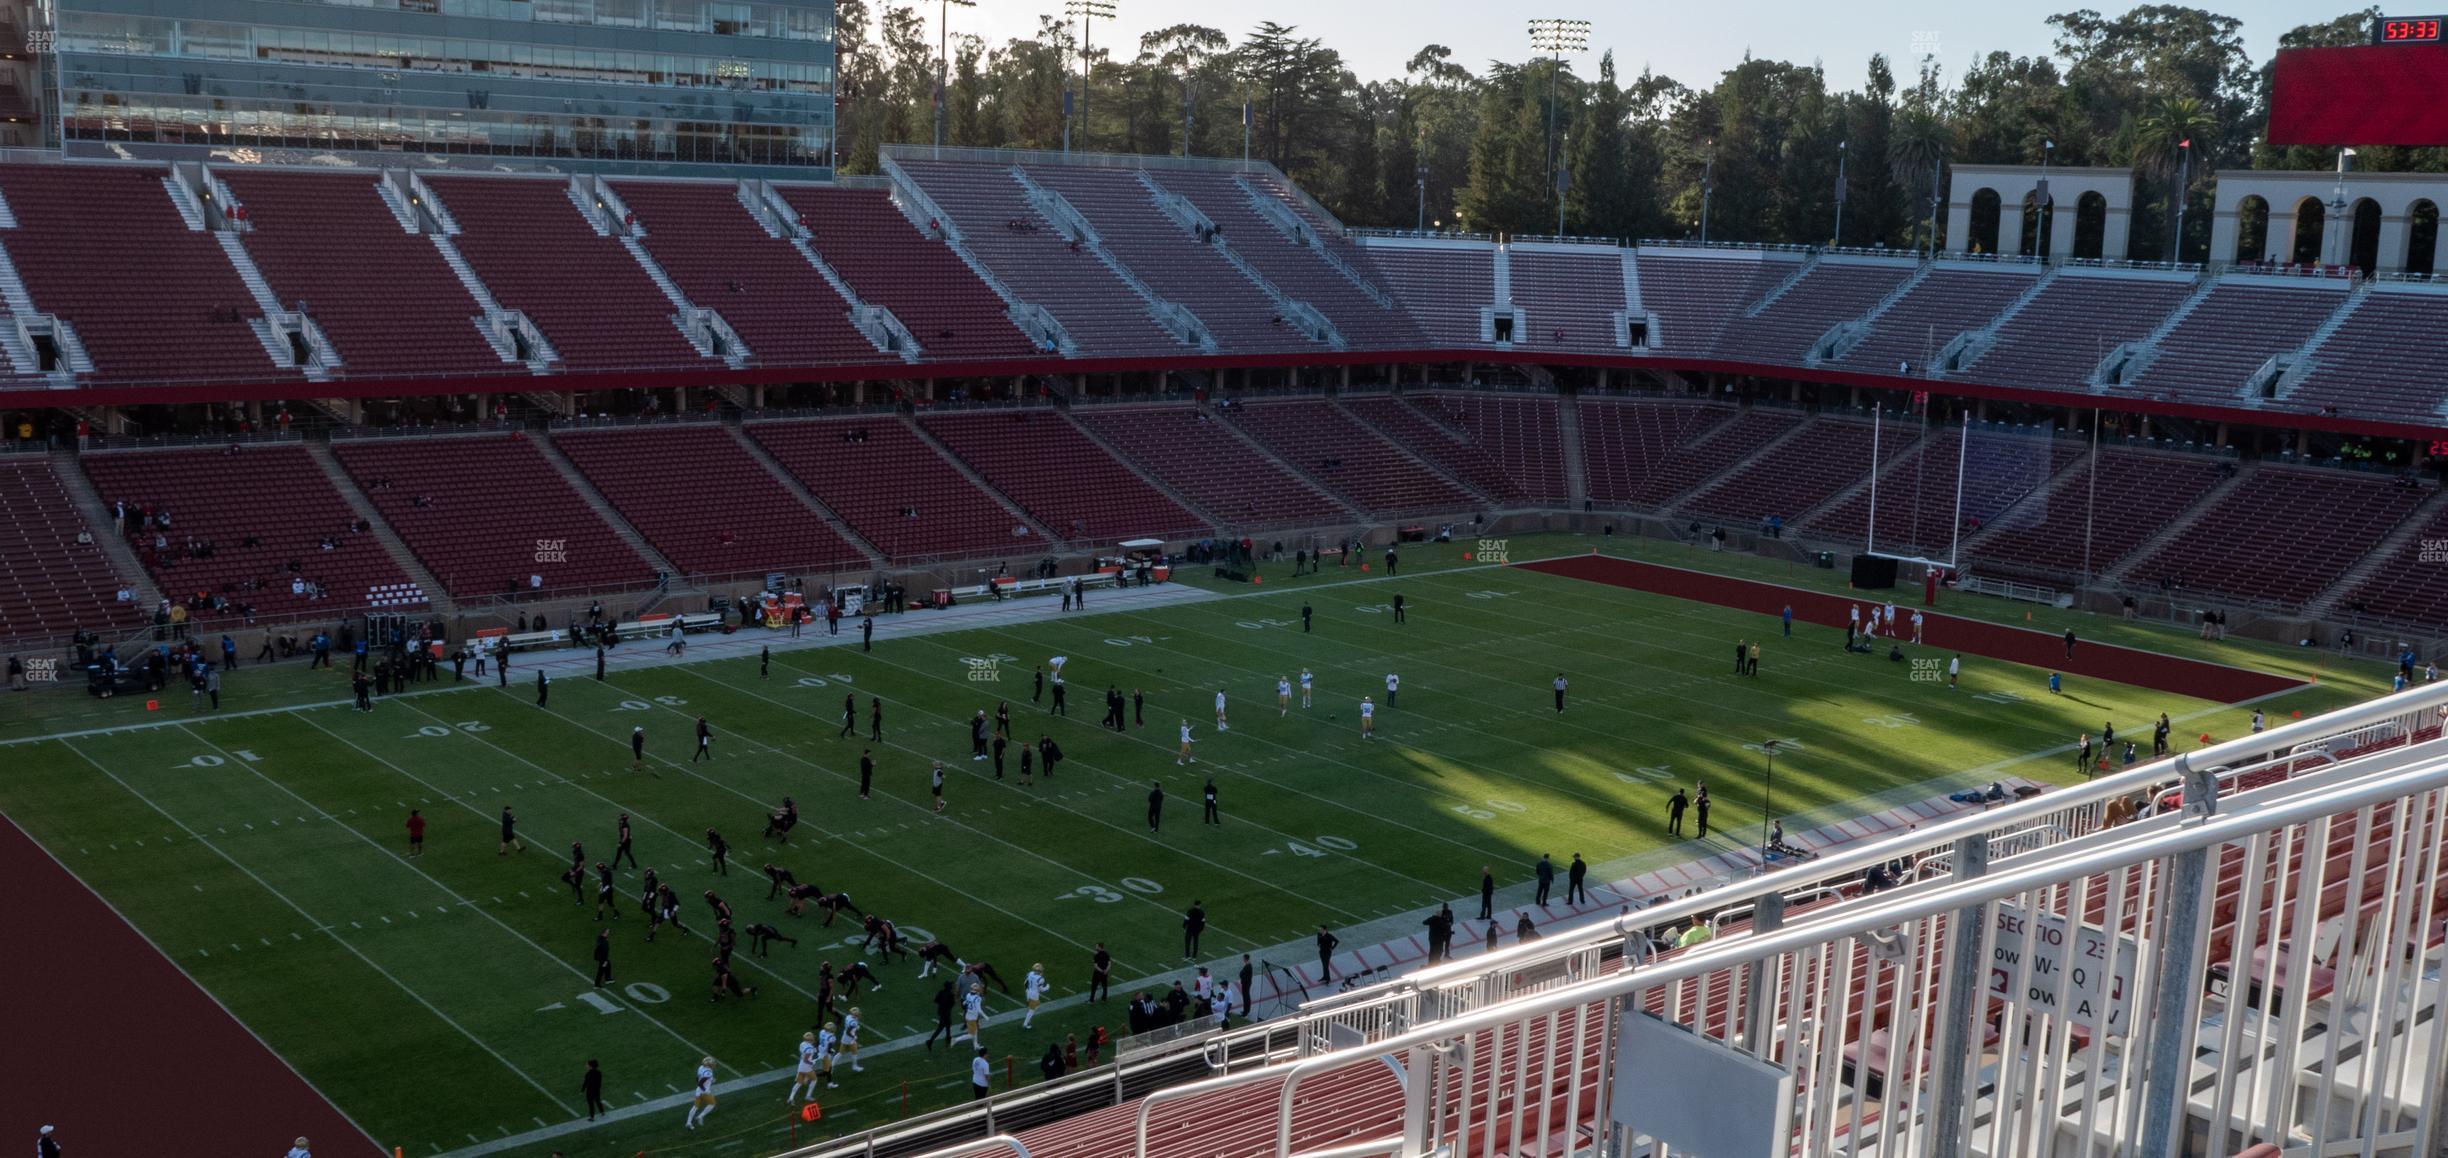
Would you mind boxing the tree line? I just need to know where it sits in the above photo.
[829,4,2441,261]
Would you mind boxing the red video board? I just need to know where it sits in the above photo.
[2269,44,2448,146]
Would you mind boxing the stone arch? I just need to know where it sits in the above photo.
[2348,197,2384,274]
[2234,195,2271,263]
[2071,191,2109,259]
[1967,187,2003,255]
[2411,199,2440,278]
[2289,196,2328,265]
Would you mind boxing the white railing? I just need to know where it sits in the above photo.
[797,686,2448,1158]
[1104,690,2448,1158]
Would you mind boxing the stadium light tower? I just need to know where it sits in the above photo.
[1528,18,1591,235]
[2328,147,2357,266]
[1065,0,1117,155]
[1757,739,1780,872]
[1699,142,1716,244]
[1832,141,1848,247]
[933,0,977,151]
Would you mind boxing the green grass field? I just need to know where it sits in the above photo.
[0,535,2388,1158]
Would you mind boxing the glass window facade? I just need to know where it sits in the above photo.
[46,0,834,174]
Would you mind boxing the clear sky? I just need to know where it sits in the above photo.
[929,0,2338,92]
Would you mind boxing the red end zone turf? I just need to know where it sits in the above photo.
[1517,555,2306,704]
[0,810,380,1155]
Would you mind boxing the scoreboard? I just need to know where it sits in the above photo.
[2270,26,2448,146]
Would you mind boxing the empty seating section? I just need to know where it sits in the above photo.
[1366,244,1493,345]
[1074,407,1341,527]
[1341,394,1523,504]
[1410,393,1575,504]
[1577,400,1745,507]
[2122,281,2346,403]
[1684,418,1908,525]
[1148,169,1421,349]
[331,436,651,598]
[553,426,868,579]
[1807,427,2077,553]
[422,176,704,371]
[1960,274,2194,391]
[748,419,1032,562]
[919,410,1205,541]
[895,161,1183,355]
[218,170,505,378]
[2141,468,2423,607]
[610,180,880,367]
[2338,499,2448,629]
[0,458,129,641]
[1970,449,2225,583]
[1633,253,1796,355]
[1029,167,1314,353]
[1227,400,1478,515]
[778,186,1035,361]
[0,164,283,384]
[1739,261,1916,364]
[1509,250,1627,351]
[1830,268,2034,374]
[2286,289,2448,424]
[81,446,420,621]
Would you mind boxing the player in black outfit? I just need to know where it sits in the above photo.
[858,750,875,799]
[744,921,796,956]
[869,697,884,742]
[561,840,587,903]
[705,828,729,874]
[840,693,856,738]
[594,862,620,921]
[926,979,958,1050]
[764,862,799,900]
[612,813,636,869]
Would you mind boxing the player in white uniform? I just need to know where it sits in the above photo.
[1023,963,1048,1028]
[1177,720,1197,765]
[1360,696,1375,738]
[1385,671,1399,707]
[957,981,987,1043]
[1884,601,1898,637]
[1911,610,1925,644]
[841,1006,865,1072]
[1299,668,1313,708]
[1214,688,1229,731]
[816,1022,841,1088]
[1277,676,1291,717]
[684,1056,718,1129]
[788,1032,820,1103]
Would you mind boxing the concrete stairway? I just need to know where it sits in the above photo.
[724,422,887,568]
[530,431,688,582]
[51,448,162,610]
[301,439,458,615]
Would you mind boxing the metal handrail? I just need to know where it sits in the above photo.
[1286,683,2448,1019]
[1135,697,2448,1155]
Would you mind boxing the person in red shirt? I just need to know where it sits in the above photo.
[405,809,427,857]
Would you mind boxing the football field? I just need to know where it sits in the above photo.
[0,537,2370,1158]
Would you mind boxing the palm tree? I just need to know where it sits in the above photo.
[1887,106,1946,254]
[2130,94,2215,262]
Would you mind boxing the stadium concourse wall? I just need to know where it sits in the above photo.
[10,345,2446,446]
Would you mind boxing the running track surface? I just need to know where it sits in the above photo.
[1518,554,2306,704]
[0,809,378,1155]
